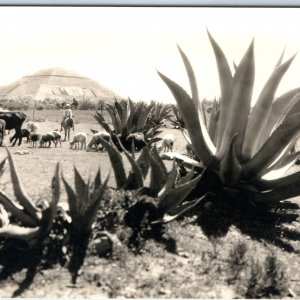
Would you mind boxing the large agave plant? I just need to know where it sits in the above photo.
[158,32,300,251]
[92,98,162,151]
[98,136,205,252]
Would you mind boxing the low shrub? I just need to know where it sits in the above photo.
[78,99,95,110]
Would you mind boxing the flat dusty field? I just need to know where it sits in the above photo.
[0,109,185,203]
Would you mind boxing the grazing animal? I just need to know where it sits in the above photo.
[26,121,39,133]
[0,119,6,146]
[21,129,31,143]
[157,133,175,152]
[61,117,74,141]
[30,133,42,148]
[0,112,26,146]
[40,131,61,148]
[52,131,62,147]
[86,131,110,151]
[70,132,87,150]
[39,133,56,148]
[126,132,147,151]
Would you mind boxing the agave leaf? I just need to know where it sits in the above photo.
[41,163,60,235]
[154,196,205,224]
[207,31,233,149]
[136,147,150,178]
[158,71,216,165]
[274,47,286,69]
[157,172,203,216]
[260,155,299,181]
[217,40,255,161]
[0,190,38,227]
[117,136,144,189]
[243,113,300,179]
[181,128,191,144]
[219,134,242,185]
[161,152,203,171]
[115,100,124,122]
[243,54,296,161]
[106,105,122,134]
[137,102,155,131]
[61,174,79,224]
[127,99,137,135]
[177,166,196,185]
[0,203,9,227]
[158,160,178,198]
[151,146,167,177]
[260,136,300,177]
[74,166,86,203]
[255,166,300,190]
[92,110,112,134]
[99,137,127,189]
[160,194,207,223]
[5,147,41,224]
[0,157,6,178]
[147,147,167,197]
[259,89,300,148]
[253,180,300,203]
[94,168,102,187]
[83,173,110,230]
[0,224,40,242]
[177,45,206,124]
[233,61,238,72]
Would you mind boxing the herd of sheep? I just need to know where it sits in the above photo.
[3,120,178,155]
[18,121,176,152]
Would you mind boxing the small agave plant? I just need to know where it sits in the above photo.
[0,148,60,248]
[99,136,205,252]
[61,167,109,284]
[158,31,300,251]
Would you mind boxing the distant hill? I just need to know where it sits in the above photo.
[0,67,120,103]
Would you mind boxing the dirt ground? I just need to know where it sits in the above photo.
[0,111,299,298]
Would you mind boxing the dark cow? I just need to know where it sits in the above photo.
[0,119,6,146]
[0,112,26,146]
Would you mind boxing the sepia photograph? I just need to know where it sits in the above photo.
[0,5,299,298]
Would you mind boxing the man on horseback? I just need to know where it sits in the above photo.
[60,103,75,131]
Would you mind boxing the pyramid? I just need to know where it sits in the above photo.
[0,67,120,102]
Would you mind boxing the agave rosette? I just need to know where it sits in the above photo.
[0,148,60,247]
[61,166,109,284]
[158,31,300,205]
[92,98,162,151]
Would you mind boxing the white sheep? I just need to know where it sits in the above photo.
[70,132,87,150]
[86,131,110,152]
[26,121,39,133]
[158,133,175,153]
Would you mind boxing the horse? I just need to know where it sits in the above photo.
[62,117,74,141]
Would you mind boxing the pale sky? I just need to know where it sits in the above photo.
[0,6,300,103]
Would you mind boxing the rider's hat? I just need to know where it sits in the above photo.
[65,104,71,108]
